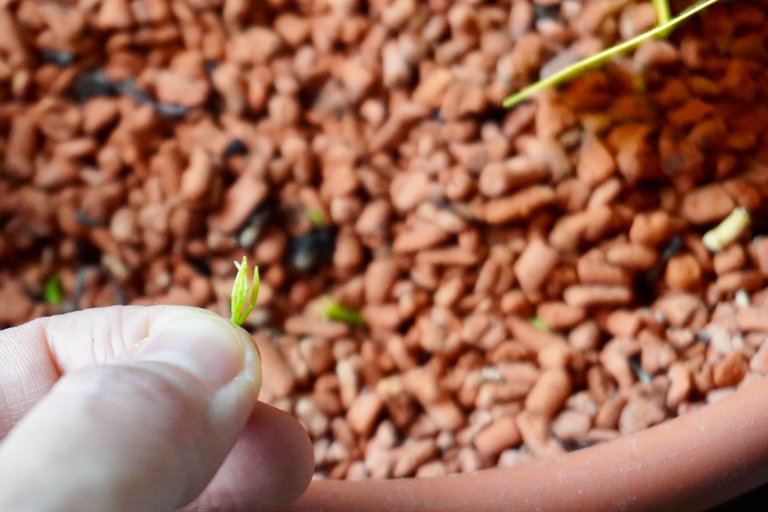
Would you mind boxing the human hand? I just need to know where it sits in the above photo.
[0,305,313,511]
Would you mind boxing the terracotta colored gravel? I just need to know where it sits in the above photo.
[2,0,768,481]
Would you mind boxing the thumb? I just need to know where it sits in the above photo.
[0,310,261,512]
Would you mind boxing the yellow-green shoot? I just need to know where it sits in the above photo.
[230,256,260,326]
[503,0,722,108]
[319,296,366,327]
[306,209,327,228]
[530,316,550,331]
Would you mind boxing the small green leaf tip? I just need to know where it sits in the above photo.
[43,274,63,306]
[530,316,550,332]
[230,256,260,326]
[306,209,327,228]
[320,296,366,327]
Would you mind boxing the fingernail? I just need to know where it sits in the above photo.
[136,314,245,388]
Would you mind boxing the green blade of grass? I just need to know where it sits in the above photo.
[503,0,722,108]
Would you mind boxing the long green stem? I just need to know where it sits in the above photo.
[652,0,673,38]
[652,0,672,24]
[503,0,722,108]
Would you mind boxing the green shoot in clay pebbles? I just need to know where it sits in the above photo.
[503,0,722,108]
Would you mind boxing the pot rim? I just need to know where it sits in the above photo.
[284,376,768,511]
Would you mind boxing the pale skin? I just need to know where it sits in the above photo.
[0,305,314,511]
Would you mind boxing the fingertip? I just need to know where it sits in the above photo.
[253,404,315,507]
[0,306,267,512]
[188,402,314,511]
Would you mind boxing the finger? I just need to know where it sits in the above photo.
[0,307,260,511]
[182,402,314,512]
[0,305,180,436]
[0,306,314,511]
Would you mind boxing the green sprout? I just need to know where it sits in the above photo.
[319,296,366,327]
[530,316,550,331]
[43,274,63,306]
[230,256,260,326]
[306,209,327,228]
[503,0,722,108]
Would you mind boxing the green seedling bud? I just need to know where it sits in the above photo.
[230,256,260,326]
[319,296,366,327]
